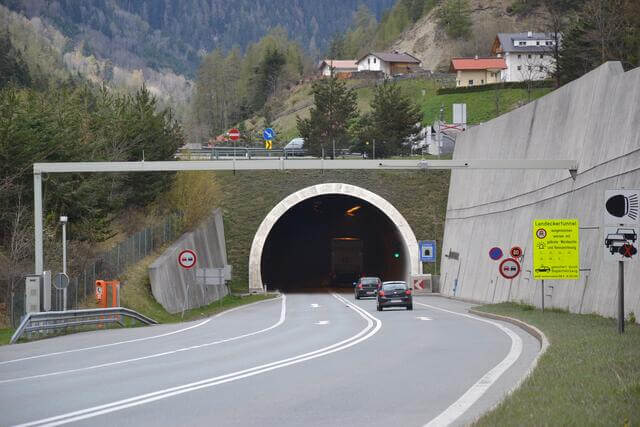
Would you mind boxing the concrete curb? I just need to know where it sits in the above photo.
[467,308,550,415]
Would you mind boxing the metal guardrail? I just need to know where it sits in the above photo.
[10,308,158,344]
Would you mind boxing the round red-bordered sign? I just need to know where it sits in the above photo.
[499,257,521,280]
[510,246,523,258]
[178,249,197,269]
[536,228,547,239]
[228,128,240,141]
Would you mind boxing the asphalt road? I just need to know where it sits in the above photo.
[0,294,539,427]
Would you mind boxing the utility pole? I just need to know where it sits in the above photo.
[60,216,68,311]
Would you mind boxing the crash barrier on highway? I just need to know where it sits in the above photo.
[95,280,120,308]
[10,307,158,344]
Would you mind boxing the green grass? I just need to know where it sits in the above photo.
[211,169,450,292]
[0,328,13,345]
[474,303,640,426]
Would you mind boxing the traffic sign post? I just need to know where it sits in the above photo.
[498,258,520,280]
[489,247,503,261]
[510,246,523,259]
[263,128,275,141]
[419,240,436,263]
[533,219,579,314]
[228,128,240,141]
[178,249,197,269]
[53,272,69,290]
[604,189,640,334]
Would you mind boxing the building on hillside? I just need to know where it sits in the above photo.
[491,31,559,82]
[449,57,507,87]
[355,51,421,76]
[318,59,358,77]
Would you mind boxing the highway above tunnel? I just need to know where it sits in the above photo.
[0,294,540,427]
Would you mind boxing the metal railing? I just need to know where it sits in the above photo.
[10,307,158,344]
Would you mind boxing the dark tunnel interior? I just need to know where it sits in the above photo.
[261,195,408,292]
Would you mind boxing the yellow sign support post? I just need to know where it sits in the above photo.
[532,219,580,311]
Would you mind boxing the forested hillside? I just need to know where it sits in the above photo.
[1,0,397,77]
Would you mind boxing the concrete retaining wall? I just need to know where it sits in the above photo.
[149,209,230,314]
[440,62,640,321]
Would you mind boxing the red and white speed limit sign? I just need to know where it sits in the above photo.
[178,249,197,269]
[499,258,521,280]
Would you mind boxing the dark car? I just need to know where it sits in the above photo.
[377,281,412,311]
[354,277,381,299]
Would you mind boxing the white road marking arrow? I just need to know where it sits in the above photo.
[315,320,330,325]
[310,304,320,308]
[416,316,432,321]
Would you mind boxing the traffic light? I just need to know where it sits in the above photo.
[393,252,400,259]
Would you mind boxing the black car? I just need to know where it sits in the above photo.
[354,277,381,299]
[377,281,412,311]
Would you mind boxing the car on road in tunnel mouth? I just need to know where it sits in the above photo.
[354,277,381,299]
[377,281,412,311]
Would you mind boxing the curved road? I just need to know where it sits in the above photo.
[0,294,539,426]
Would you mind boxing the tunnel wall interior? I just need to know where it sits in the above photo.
[260,194,407,292]
[440,62,640,321]
[149,208,230,313]
[249,183,420,292]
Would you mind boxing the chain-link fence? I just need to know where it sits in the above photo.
[10,215,183,327]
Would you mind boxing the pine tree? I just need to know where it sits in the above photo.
[296,75,358,158]
[369,79,422,158]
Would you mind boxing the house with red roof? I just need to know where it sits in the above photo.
[449,56,507,87]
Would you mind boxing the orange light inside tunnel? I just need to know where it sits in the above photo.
[346,205,362,216]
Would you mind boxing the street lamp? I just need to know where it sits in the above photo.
[60,215,68,310]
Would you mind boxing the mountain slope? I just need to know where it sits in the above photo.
[392,0,544,71]
[2,0,397,77]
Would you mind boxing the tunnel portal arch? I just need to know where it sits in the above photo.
[249,183,420,292]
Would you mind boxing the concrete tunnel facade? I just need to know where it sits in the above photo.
[248,183,420,292]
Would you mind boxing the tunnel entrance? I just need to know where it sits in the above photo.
[261,195,407,292]
[249,184,420,293]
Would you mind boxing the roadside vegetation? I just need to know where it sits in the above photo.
[475,303,640,426]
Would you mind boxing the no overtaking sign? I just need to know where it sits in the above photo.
[178,249,197,269]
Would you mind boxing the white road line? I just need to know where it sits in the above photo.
[0,295,287,384]
[416,302,523,427]
[0,296,281,366]
[310,303,320,308]
[315,320,330,325]
[16,293,382,427]
[416,316,432,321]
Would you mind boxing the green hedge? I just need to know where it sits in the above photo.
[437,80,555,95]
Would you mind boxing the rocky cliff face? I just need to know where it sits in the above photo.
[392,0,544,72]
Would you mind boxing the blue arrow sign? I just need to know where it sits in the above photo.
[263,128,275,140]
[419,240,436,262]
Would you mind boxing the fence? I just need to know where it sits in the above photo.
[10,215,183,327]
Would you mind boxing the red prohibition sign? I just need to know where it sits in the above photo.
[178,249,197,269]
[536,228,547,239]
[499,258,521,280]
[510,246,523,258]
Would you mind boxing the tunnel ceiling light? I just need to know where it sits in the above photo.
[346,205,362,216]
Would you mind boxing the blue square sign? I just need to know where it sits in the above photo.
[419,240,436,262]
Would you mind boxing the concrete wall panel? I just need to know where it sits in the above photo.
[148,209,229,314]
[441,62,640,321]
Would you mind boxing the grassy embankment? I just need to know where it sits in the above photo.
[475,303,640,426]
[263,79,552,142]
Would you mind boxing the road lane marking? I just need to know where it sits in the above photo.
[0,296,287,384]
[0,296,282,366]
[310,303,320,308]
[416,302,523,427]
[16,293,382,427]
[315,320,330,325]
[416,316,432,321]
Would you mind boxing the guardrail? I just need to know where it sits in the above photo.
[10,308,158,344]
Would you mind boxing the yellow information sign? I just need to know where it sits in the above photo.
[265,140,272,149]
[532,219,580,280]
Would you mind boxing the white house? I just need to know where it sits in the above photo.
[491,31,559,82]
[355,51,421,76]
[318,59,358,77]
